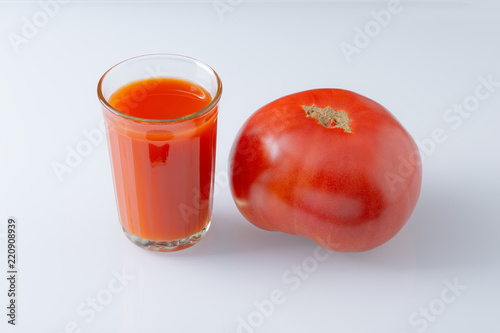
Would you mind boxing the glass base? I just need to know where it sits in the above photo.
[122,221,210,252]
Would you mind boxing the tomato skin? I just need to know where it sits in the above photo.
[229,89,422,252]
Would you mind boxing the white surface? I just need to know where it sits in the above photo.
[1,1,499,332]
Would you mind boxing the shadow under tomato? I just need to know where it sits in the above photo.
[322,180,499,273]
[344,178,499,272]
[400,180,499,271]
[149,178,498,274]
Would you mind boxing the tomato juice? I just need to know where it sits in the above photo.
[104,77,218,244]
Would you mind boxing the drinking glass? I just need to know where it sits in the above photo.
[97,54,222,251]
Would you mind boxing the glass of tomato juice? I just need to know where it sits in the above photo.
[97,54,222,252]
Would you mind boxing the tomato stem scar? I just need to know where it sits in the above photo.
[302,105,352,133]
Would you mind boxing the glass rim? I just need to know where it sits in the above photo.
[97,53,222,123]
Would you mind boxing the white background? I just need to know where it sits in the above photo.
[1,1,499,332]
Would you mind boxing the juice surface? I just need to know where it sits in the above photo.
[110,77,212,120]
[106,77,217,241]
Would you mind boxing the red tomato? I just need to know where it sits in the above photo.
[229,89,422,252]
